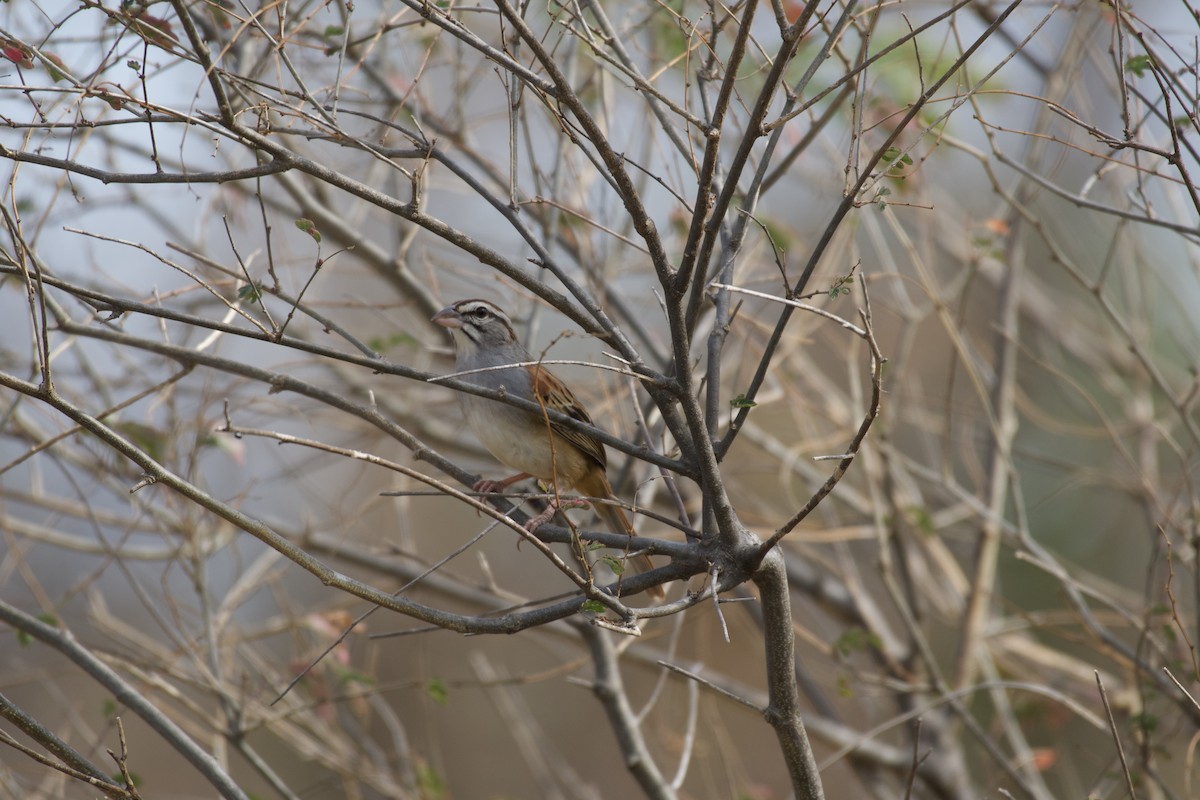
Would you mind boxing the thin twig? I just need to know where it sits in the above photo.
[1095,671,1138,799]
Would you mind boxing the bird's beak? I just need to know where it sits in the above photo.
[431,306,462,329]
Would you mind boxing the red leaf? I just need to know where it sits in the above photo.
[1,40,33,69]
[1030,747,1058,772]
[129,12,176,47]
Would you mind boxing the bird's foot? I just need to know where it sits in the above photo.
[523,497,590,532]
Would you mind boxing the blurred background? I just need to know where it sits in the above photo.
[1,0,1199,797]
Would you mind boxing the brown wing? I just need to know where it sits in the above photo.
[529,364,608,471]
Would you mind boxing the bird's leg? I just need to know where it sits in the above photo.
[473,472,532,495]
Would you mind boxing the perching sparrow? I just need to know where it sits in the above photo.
[432,298,664,599]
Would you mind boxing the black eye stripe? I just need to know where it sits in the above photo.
[451,300,513,340]
[455,301,499,318]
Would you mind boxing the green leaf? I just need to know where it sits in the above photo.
[366,332,419,352]
[1125,54,1151,78]
[102,698,118,718]
[17,613,58,644]
[758,215,794,252]
[116,421,166,463]
[599,555,625,575]
[827,275,854,299]
[730,394,757,409]
[294,218,322,243]
[651,8,689,64]
[425,677,449,705]
[834,626,881,656]
[907,505,935,535]
[874,186,892,211]
[1132,712,1158,733]
[109,771,142,787]
[881,146,913,177]
[237,282,262,304]
[580,599,606,613]
[882,146,913,166]
[323,25,344,38]
[416,764,446,798]
[43,52,67,82]
[330,664,375,687]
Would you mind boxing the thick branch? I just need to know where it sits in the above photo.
[754,548,824,799]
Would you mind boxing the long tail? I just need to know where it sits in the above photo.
[585,474,666,600]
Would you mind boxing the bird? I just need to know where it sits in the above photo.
[432,298,664,599]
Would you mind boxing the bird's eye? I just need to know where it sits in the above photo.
[471,307,490,319]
